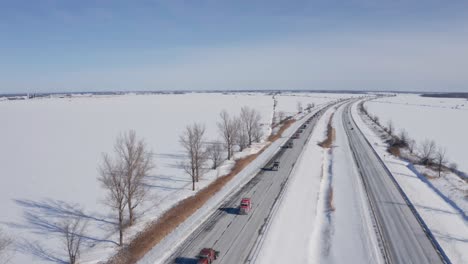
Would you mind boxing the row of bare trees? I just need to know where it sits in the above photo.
[275,101,314,126]
[297,101,316,113]
[180,106,264,191]
[98,130,154,246]
[360,103,452,177]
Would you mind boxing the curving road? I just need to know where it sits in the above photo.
[343,101,447,264]
[162,106,331,264]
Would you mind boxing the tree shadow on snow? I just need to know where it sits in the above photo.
[407,164,467,221]
[5,199,120,247]
[16,240,68,264]
[13,198,118,227]
[382,201,457,216]
[154,152,187,160]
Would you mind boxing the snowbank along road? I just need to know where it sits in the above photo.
[160,105,334,264]
[343,101,448,264]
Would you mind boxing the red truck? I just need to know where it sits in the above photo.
[197,248,219,264]
[239,198,252,215]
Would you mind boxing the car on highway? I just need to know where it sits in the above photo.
[239,198,252,214]
[271,161,280,171]
[197,248,219,264]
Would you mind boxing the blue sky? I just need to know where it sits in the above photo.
[1,0,468,93]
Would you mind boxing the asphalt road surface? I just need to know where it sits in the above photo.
[164,107,330,264]
[342,102,446,264]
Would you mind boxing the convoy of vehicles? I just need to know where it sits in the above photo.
[192,118,314,263]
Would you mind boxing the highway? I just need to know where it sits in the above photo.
[342,102,446,264]
[163,106,330,264]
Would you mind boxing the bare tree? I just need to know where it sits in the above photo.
[217,110,238,160]
[0,229,13,263]
[386,119,394,135]
[398,129,408,146]
[236,116,248,151]
[240,106,262,146]
[306,102,315,112]
[180,123,208,191]
[277,111,286,124]
[252,122,264,143]
[207,141,223,169]
[296,101,303,113]
[114,130,154,226]
[419,139,436,165]
[408,139,416,154]
[99,154,127,246]
[360,103,368,115]
[374,115,380,125]
[60,217,88,264]
[435,147,447,177]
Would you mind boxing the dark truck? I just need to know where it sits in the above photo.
[271,161,280,171]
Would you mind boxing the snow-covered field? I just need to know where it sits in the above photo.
[0,92,354,264]
[353,100,468,264]
[364,94,468,174]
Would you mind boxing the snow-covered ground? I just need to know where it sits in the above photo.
[364,94,468,174]
[0,92,355,264]
[352,100,468,264]
[255,102,382,264]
